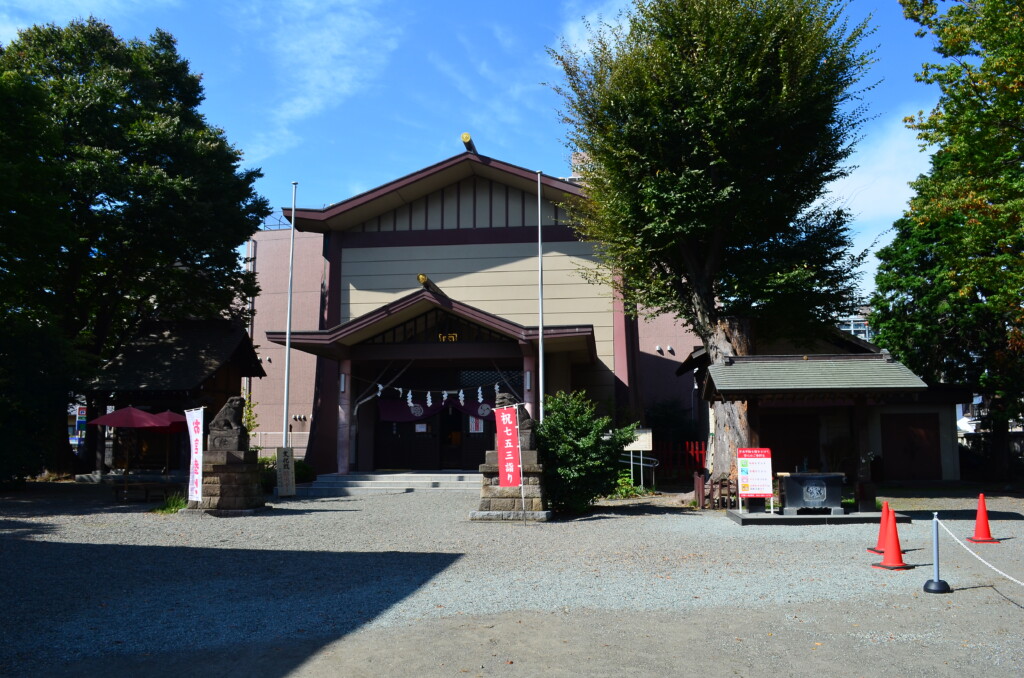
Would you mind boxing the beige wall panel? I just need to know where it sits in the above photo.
[542,198,556,226]
[342,242,597,272]
[458,178,474,227]
[340,243,610,331]
[508,186,523,226]
[491,183,507,228]
[427,192,443,230]
[356,178,564,235]
[474,179,491,227]
[410,197,426,230]
[443,186,458,229]
[395,204,410,231]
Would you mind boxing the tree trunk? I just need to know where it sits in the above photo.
[707,318,753,481]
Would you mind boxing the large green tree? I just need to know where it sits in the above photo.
[551,0,872,477]
[0,19,270,479]
[872,0,1024,476]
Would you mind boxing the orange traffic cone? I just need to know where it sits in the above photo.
[868,501,890,554]
[966,494,999,544]
[873,507,913,570]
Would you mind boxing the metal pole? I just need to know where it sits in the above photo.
[924,512,951,593]
[282,182,298,449]
[537,171,545,422]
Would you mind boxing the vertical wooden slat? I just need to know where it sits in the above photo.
[491,183,507,228]
[411,196,426,230]
[427,189,443,230]
[475,178,490,228]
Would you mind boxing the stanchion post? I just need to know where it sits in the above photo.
[924,512,951,594]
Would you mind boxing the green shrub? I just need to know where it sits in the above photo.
[258,457,276,493]
[537,390,637,514]
[608,469,649,499]
[152,491,187,514]
[258,456,317,493]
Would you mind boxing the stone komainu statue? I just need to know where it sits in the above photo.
[210,396,246,432]
[495,392,535,451]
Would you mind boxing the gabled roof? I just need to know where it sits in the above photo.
[267,288,596,362]
[89,320,265,395]
[675,327,881,377]
[705,353,927,402]
[284,152,585,233]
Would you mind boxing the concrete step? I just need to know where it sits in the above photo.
[293,472,482,498]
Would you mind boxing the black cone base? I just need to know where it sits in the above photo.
[924,579,951,594]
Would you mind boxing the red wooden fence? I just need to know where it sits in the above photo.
[650,440,707,481]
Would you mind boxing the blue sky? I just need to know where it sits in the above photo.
[2,0,942,293]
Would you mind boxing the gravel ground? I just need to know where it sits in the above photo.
[1,483,1022,677]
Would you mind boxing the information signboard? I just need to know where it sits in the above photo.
[737,447,774,498]
[623,428,653,451]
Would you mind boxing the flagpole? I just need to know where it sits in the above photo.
[282,182,298,449]
[537,171,545,423]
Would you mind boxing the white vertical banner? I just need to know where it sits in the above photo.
[185,407,204,502]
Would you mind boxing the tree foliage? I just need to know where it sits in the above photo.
[871,0,1024,473]
[537,391,637,514]
[550,0,872,352]
[0,19,270,478]
[550,0,873,476]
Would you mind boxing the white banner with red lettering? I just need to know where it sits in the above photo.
[494,405,522,487]
[185,407,204,501]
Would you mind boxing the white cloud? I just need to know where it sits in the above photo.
[0,0,178,43]
[232,0,401,162]
[829,114,932,224]
[826,110,936,295]
[557,0,630,54]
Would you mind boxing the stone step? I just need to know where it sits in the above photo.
[291,472,482,498]
[317,475,481,485]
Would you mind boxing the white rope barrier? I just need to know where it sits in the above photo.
[937,519,1024,588]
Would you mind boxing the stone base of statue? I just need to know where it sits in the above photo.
[182,397,266,516]
[469,448,551,521]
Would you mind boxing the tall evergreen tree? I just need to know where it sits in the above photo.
[872,0,1024,477]
[0,19,270,479]
[550,0,872,477]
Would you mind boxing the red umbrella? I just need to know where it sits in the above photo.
[88,407,174,491]
[89,406,165,428]
[152,410,187,433]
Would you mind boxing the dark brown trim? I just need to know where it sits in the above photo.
[351,343,523,361]
[339,224,578,248]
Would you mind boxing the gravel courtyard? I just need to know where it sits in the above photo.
[1,484,1021,677]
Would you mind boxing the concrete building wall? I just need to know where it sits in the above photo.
[635,314,701,419]
[245,228,324,457]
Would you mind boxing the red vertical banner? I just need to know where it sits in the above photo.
[494,405,522,487]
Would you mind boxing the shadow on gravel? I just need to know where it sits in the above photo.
[0,531,460,677]
[0,483,129,518]
[899,509,1024,523]
[0,484,339,519]
[560,505,699,521]
[878,482,1024,499]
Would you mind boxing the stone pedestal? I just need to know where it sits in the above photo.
[184,397,266,516]
[469,448,551,521]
